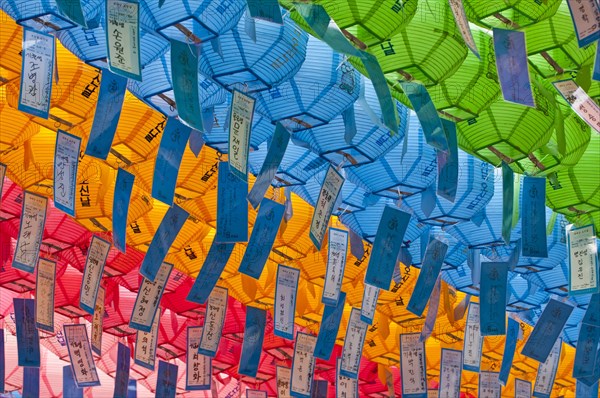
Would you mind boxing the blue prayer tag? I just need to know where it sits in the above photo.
[247,0,283,23]
[573,323,600,378]
[127,379,137,398]
[0,329,3,393]
[156,361,178,398]
[113,168,135,253]
[63,365,83,398]
[187,241,235,304]
[577,380,599,398]
[479,262,508,336]
[171,39,203,130]
[499,318,520,385]
[114,343,131,398]
[23,366,40,398]
[407,239,448,317]
[14,298,40,367]
[437,119,459,202]
[239,306,267,378]
[56,0,87,27]
[216,162,249,243]
[314,291,346,360]
[521,177,547,258]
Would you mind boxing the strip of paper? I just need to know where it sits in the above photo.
[198,286,228,357]
[336,358,358,398]
[134,307,161,370]
[64,324,100,387]
[578,347,600,386]
[56,0,87,27]
[595,42,600,82]
[501,162,514,245]
[322,228,348,306]
[170,39,202,130]
[399,333,428,398]
[573,323,600,378]
[463,302,483,372]
[152,117,193,206]
[79,235,111,314]
[13,192,47,273]
[54,130,81,216]
[0,163,6,204]
[130,261,173,332]
[448,0,480,58]
[407,239,448,317]
[479,262,508,336]
[493,28,535,107]
[18,28,54,119]
[84,69,127,159]
[187,241,235,304]
[276,366,293,398]
[479,371,501,398]
[246,390,268,398]
[583,293,600,327]
[238,198,284,279]
[576,380,599,397]
[340,307,368,379]
[314,291,346,360]
[521,177,548,258]
[274,265,300,340]
[186,326,212,391]
[567,224,599,295]
[114,343,131,398]
[439,348,463,398]
[91,286,105,355]
[107,0,142,80]
[566,0,600,47]
[364,206,411,289]
[553,79,600,133]
[63,365,83,398]
[515,379,532,398]
[14,298,40,367]
[437,119,459,202]
[291,332,317,398]
[23,367,40,398]
[532,340,562,398]
[229,90,255,181]
[156,361,178,398]
[113,168,135,253]
[246,0,283,23]
[499,317,520,386]
[311,380,328,398]
[127,379,136,398]
[0,330,4,393]
[35,258,56,332]
[309,165,345,249]
[238,306,267,378]
[216,161,249,243]
[420,277,441,342]
[139,203,188,282]
[521,299,573,363]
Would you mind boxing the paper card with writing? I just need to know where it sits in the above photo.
[238,198,285,279]
[566,0,600,47]
[63,365,83,398]
[91,286,105,355]
[18,28,54,119]
[429,390,440,398]
[399,334,428,398]
[407,238,448,317]
[35,258,56,332]
[439,348,463,398]
[53,130,81,216]
[437,119,459,202]
[340,307,368,379]
[479,371,501,398]
[462,302,483,372]
[576,380,599,398]
[448,0,479,58]
[501,162,515,245]
[216,161,249,243]
[239,306,267,378]
[152,117,192,206]
[198,286,228,357]
[13,191,47,273]
[583,294,600,327]
[130,262,173,332]
[134,307,161,370]
[79,235,111,315]
[14,298,40,367]
[309,165,345,250]
[156,360,178,398]
[567,224,599,295]
[314,291,346,360]
[0,330,4,392]
[573,322,600,378]
[277,366,293,398]
[246,390,268,398]
[521,299,573,363]
[114,343,131,398]
[499,317,520,385]
[521,177,547,258]
[360,283,379,325]
[186,327,212,391]
[578,347,600,387]
[139,203,188,282]
[113,168,135,253]
[532,340,561,398]
[0,163,6,204]
[23,367,40,398]
[229,90,255,181]
[311,380,328,398]
[553,79,600,133]
[514,379,531,398]
[336,358,358,398]
[56,0,87,27]
[364,206,411,289]
[106,0,141,80]
[275,265,300,340]
[127,379,136,398]
[170,39,203,130]
[85,69,127,159]
[479,262,508,336]
[64,324,100,387]
[291,332,317,398]
[187,241,235,304]
[493,28,535,107]
[247,0,283,23]
[322,228,348,306]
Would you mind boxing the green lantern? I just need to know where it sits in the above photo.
[350,0,468,86]
[462,0,561,29]
[525,2,596,79]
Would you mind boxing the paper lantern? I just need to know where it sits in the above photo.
[0,96,39,152]
[292,78,409,166]
[350,0,468,86]
[139,0,246,43]
[127,52,227,118]
[522,258,568,296]
[198,11,308,92]
[0,0,103,32]
[253,36,361,132]
[456,76,557,166]
[440,262,479,296]
[0,11,23,83]
[462,0,561,29]
[507,272,550,311]
[405,228,468,270]
[345,112,437,200]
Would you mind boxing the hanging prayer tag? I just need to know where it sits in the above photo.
[229,90,255,181]
[309,165,345,249]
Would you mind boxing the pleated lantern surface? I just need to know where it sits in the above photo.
[0,0,103,32]
[0,12,23,83]
[462,0,561,29]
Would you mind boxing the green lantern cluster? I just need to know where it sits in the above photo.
[462,0,562,29]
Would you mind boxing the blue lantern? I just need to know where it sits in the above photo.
[441,262,479,296]
[407,228,468,271]
[292,78,409,166]
[198,10,308,92]
[252,36,361,132]
[139,0,246,43]
[345,112,437,200]
[522,259,568,296]
[507,272,550,311]
[1,0,103,32]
